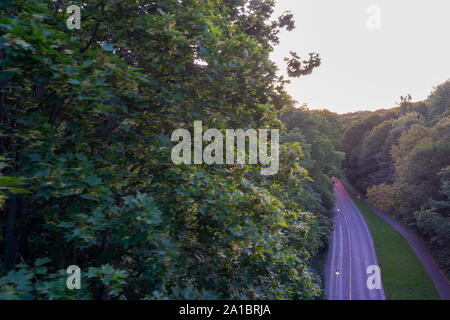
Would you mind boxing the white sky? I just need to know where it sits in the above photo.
[270,0,450,114]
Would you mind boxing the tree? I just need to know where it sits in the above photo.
[343,82,450,276]
[0,0,328,299]
[341,113,387,188]
[358,119,395,190]
[281,107,344,210]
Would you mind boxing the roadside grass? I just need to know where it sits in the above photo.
[345,189,440,300]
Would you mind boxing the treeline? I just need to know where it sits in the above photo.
[281,107,344,211]
[341,81,450,276]
[0,1,342,299]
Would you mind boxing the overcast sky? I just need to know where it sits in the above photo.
[270,0,450,114]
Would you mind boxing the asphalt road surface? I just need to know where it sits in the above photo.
[344,179,450,300]
[325,179,385,300]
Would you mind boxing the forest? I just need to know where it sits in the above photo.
[0,0,342,299]
[341,81,450,277]
[1,0,448,301]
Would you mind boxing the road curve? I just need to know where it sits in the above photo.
[343,179,450,300]
[325,179,385,300]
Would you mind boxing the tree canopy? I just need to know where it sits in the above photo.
[341,81,450,277]
[0,0,341,299]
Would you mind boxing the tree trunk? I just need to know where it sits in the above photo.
[3,195,24,270]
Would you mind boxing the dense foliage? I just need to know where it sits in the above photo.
[0,0,341,299]
[341,81,450,277]
[281,107,344,211]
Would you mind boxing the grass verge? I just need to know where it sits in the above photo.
[345,188,439,300]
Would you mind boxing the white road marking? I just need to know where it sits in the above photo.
[330,213,337,299]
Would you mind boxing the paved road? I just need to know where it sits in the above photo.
[343,179,450,300]
[325,179,385,300]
